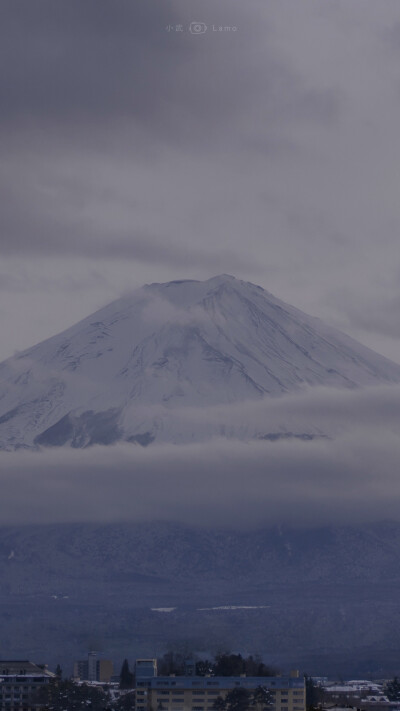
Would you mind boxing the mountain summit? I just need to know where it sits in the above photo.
[1,275,400,449]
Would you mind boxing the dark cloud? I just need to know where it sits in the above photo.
[0,0,342,266]
[0,0,400,366]
[1,385,400,527]
[0,0,338,134]
[0,0,185,123]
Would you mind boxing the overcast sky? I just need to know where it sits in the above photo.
[1,0,400,364]
[2,1,400,532]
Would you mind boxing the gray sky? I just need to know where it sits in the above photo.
[2,1,400,530]
[1,0,400,364]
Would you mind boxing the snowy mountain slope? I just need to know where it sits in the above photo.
[1,274,400,449]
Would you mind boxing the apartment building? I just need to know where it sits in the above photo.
[136,670,305,711]
[73,652,114,682]
[0,660,55,711]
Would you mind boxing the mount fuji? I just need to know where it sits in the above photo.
[1,274,400,449]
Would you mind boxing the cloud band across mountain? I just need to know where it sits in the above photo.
[1,384,400,528]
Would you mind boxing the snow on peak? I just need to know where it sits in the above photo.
[1,276,400,449]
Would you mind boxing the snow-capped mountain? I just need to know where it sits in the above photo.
[1,274,400,449]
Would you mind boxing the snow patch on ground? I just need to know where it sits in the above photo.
[151,607,176,613]
[197,605,270,611]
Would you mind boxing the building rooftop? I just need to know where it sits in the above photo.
[145,675,304,691]
[0,661,55,678]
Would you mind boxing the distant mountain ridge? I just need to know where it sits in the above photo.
[1,275,400,449]
[3,519,400,676]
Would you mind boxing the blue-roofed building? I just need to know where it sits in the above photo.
[135,670,305,711]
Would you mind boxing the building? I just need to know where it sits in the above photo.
[0,660,55,711]
[73,653,114,683]
[320,679,396,711]
[88,652,97,682]
[136,660,158,684]
[136,669,305,711]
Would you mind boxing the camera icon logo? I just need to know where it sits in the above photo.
[189,22,207,34]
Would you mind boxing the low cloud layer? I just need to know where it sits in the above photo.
[1,385,399,529]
